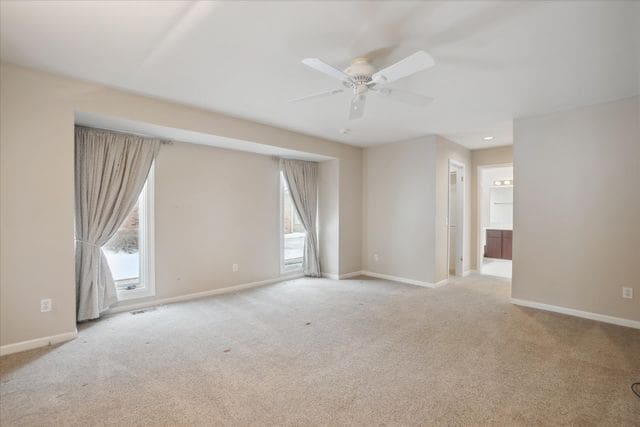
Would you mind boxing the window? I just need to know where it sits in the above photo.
[281,172,305,272]
[103,166,155,300]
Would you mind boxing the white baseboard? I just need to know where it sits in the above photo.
[462,270,475,277]
[1,329,78,357]
[361,271,446,289]
[322,271,365,280]
[108,272,304,315]
[510,298,640,329]
[433,278,449,287]
[339,271,364,279]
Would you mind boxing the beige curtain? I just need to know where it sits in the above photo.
[75,126,160,321]
[280,159,321,277]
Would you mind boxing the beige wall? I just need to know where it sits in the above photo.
[338,154,362,275]
[319,159,339,276]
[513,96,639,321]
[0,63,361,347]
[362,138,438,283]
[0,67,76,347]
[113,142,281,307]
[362,136,470,284]
[470,146,513,269]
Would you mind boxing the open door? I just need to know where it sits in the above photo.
[477,164,513,279]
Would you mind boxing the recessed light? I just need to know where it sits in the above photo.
[339,128,350,135]
[483,136,495,141]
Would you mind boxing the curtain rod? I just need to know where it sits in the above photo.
[76,126,327,156]
[273,156,321,163]
[75,124,173,145]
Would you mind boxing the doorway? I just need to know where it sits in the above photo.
[448,160,465,277]
[478,165,513,279]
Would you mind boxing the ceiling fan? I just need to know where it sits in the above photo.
[291,51,435,120]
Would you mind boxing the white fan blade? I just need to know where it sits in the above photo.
[289,88,344,103]
[372,51,435,84]
[349,94,367,120]
[302,58,351,83]
[374,87,434,107]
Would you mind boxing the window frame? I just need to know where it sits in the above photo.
[115,164,156,301]
[279,171,304,274]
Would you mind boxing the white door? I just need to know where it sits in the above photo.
[454,166,464,276]
[448,160,465,277]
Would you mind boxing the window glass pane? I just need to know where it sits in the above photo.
[282,173,305,268]
[104,199,140,289]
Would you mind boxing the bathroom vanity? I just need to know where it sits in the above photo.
[484,229,512,260]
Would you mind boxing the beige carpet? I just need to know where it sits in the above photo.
[1,274,639,425]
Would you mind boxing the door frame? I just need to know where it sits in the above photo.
[447,159,465,278]
[476,163,513,273]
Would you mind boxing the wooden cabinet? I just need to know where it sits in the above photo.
[484,229,512,260]
[485,230,502,258]
[501,230,512,260]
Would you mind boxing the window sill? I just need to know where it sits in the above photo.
[117,286,155,301]
[281,264,303,275]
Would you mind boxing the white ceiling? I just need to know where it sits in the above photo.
[1,1,638,149]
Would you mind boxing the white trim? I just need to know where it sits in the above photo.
[481,273,512,281]
[476,163,513,272]
[279,170,306,275]
[282,264,303,274]
[322,271,364,280]
[447,159,466,278]
[433,278,449,287]
[361,271,446,289]
[0,329,78,356]
[510,298,640,329]
[107,272,304,314]
[339,271,364,279]
[279,170,286,274]
[115,165,155,301]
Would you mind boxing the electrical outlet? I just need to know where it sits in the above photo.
[373,253,379,262]
[622,287,633,299]
[232,263,239,272]
[40,298,52,312]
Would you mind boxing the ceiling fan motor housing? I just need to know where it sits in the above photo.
[345,57,376,93]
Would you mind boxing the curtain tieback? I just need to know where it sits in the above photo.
[75,239,102,249]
